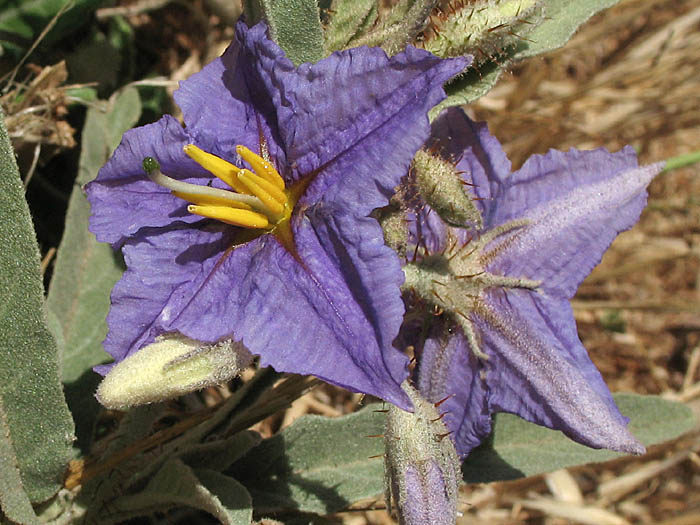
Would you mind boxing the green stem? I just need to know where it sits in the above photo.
[663,150,700,172]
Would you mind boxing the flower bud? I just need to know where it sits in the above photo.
[384,382,460,524]
[96,333,253,409]
[422,0,544,63]
[412,148,482,229]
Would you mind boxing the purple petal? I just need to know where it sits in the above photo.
[173,23,287,167]
[101,222,232,365]
[486,159,663,298]
[301,44,465,217]
[416,317,492,457]
[85,116,211,247]
[104,215,411,408]
[474,288,644,454]
[241,21,469,184]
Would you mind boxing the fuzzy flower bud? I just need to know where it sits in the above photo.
[384,382,461,524]
[96,334,253,409]
[422,0,545,63]
[412,148,483,229]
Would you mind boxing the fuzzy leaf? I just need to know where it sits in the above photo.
[248,0,324,65]
[46,87,141,450]
[232,405,386,514]
[0,401,39,525]
[323,0,377,53]
[463,393,697,483]
[101,460,252,525]
[429,62,501,120]
[0,107,74,504]
[513,0,619,60]
[177,431,262,472]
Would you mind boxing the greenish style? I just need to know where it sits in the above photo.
[0,108,74,504]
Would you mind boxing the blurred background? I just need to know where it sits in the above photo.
[2,0,698,523]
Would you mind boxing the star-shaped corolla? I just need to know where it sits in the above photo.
[405,108,663,456]
[86,21,468,409]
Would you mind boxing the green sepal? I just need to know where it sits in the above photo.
[349,0,438,56]
[0,107,74,505]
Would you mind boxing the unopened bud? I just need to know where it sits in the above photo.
[422,0,544,63]
[96,333,253,409]
[384,382,460,524]
[375,201,409,258]
[413,148,482,229]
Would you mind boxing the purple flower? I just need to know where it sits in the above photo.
[405,108,663,456]
[86,21,468,409]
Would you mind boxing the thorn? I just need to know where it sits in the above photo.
[431,412,447,422]
[367,434,385,438]
[456,271,485,280]
[368,454,385,459]
[436,431,454,442]
[488,23,508,33]
[373,409,390,413]
[434,394,454,407]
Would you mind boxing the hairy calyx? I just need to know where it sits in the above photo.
[403,219,540,359]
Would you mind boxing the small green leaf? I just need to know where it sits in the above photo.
[249,0,325,65]
[0,107,74,503]
[46,87,141,450]
[323,0,377,53]
[100,460,252,525]
[232,405,386,515]
[463,393,697,483]
[429,62,501,121]
[513,0,619,60]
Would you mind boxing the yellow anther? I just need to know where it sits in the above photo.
[237,170,286,218]
[238,169,287,204]
[187,205,269,229]
[183,144,250,195]
[236,145,285,190]
[171,191,253,210]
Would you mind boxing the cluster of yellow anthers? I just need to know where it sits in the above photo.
[143,144,290,230]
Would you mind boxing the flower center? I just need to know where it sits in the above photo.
[142,144,292,231]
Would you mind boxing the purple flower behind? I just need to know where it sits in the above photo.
[86,21,468,409]
[405,108,663,456]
